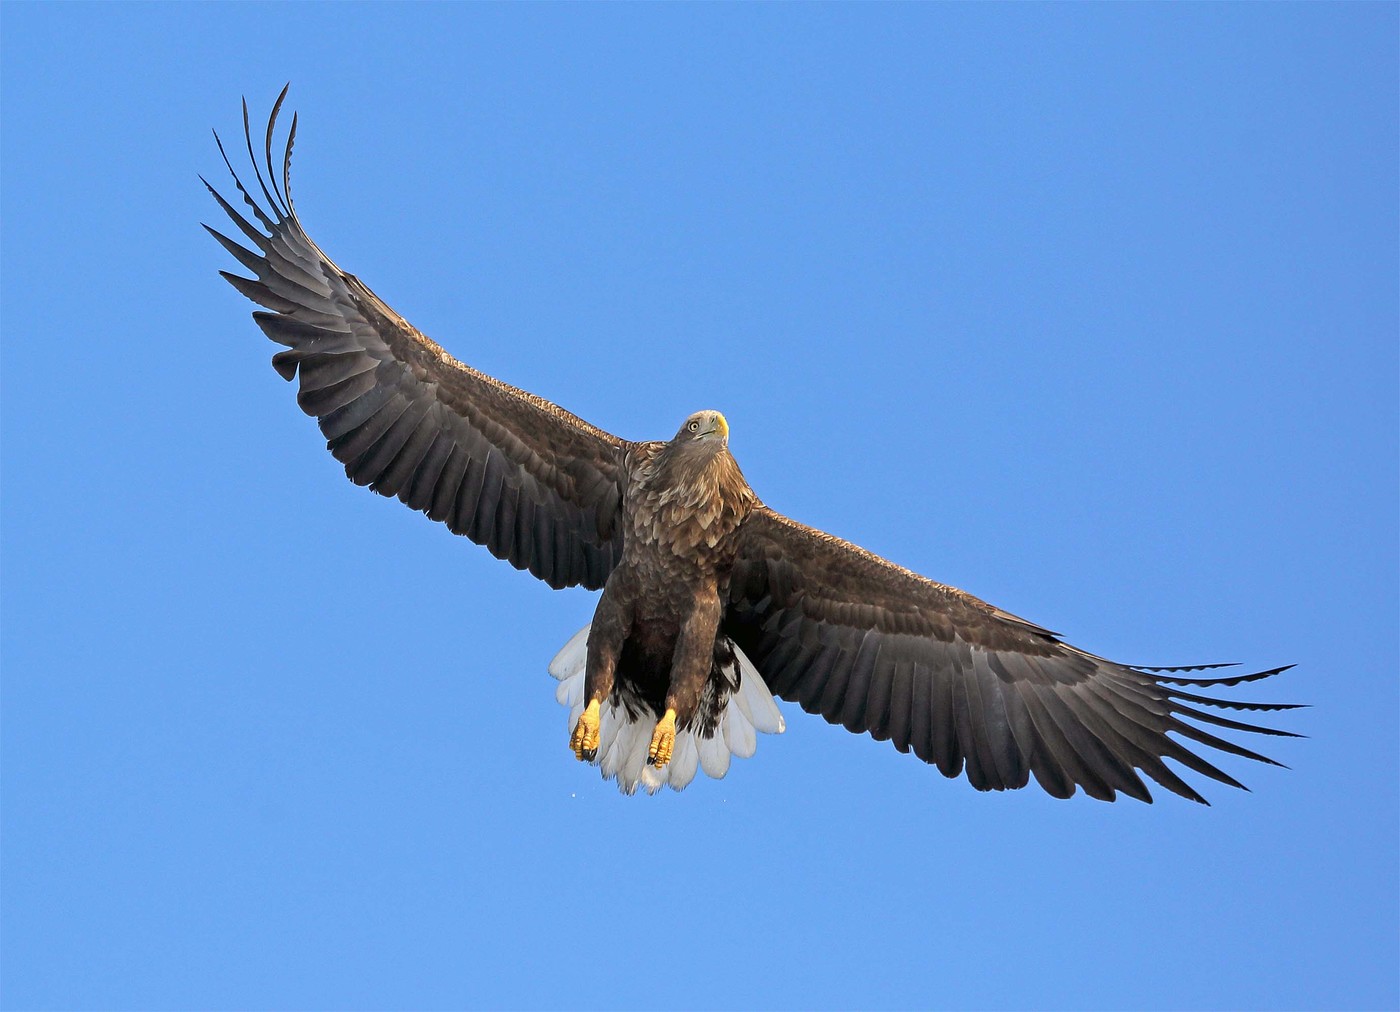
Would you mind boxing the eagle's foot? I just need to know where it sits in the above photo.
[647,709,678,768]
[570,700,601,762]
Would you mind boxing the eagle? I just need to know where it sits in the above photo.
[206,89,1299,803]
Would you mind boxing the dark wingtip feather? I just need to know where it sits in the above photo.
[265,84,292,216]
[218,270,300,314]
[1130,661,1241,674]
[284,111,299,213]
[211,127,277,234]
[204,224,263,275]
[1166,686,1309,713]
[1171,701,1305,739]
[1154,664,1295,688]
[242,95,282,223]
[1168,717,1288,769]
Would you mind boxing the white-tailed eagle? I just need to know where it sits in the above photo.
[206,89,1299,802]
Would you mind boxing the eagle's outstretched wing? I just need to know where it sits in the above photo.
[725,507,1299,803]
[205,88,627,590]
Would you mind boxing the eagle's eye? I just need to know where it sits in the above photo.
[687,420,699,432]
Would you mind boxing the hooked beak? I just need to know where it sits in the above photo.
[702,413,729,442]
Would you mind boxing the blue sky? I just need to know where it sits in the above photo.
[2,4,1396,1010]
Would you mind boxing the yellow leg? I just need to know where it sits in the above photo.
[648,709,678,768]
[570,699,601,761]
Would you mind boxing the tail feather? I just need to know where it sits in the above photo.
[669,734,701,790]
[617,720,651,794]
[698,730,733,779]
[737,649,786,735]
[723,694,758,758]
[549,623,785,795]
[548,626,590,680]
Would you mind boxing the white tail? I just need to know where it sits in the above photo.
[548,624,785,795]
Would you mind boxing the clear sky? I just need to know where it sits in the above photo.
[2,4,1396,1010]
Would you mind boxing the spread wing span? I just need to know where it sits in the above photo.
[204,88,628,590]
[725,508,1299,804]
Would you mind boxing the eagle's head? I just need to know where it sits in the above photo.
[673,410,729,448]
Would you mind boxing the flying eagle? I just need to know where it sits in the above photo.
[206,89,1299,803]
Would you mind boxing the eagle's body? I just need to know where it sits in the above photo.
[207,90,1299,802]
[579,422,760,770]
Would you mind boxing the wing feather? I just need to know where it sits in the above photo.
[908,661,935,764]
[964,651,1011,790]
[724,507,1298,803]
[886,658,916,754]
[838,631,881,733]
[940,642,976,775]
[208,89,626,590]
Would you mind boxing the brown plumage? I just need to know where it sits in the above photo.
[207,89,1300,803]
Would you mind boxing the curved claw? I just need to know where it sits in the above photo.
[647,709,678,768]
[570,700,601,762]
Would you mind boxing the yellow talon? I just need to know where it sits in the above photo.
[648,709,678,768]
[571,699,601,761]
